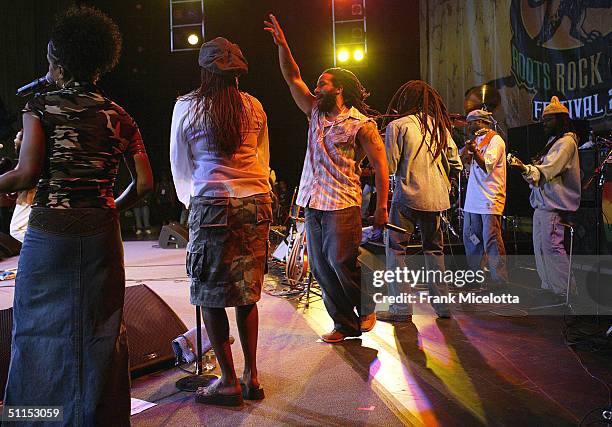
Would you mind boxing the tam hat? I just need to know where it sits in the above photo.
[198,37,248,77]
[466,109,494,123]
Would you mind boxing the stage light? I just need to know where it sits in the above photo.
[187,34,199,46]
[170,0,204,52]
[332,0,367,67]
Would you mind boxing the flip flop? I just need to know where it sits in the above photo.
[195,384,244,407]
[240,380,265,400]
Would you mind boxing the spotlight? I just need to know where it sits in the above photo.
[353,49,364,61]
[170,0,204,52]
[337,49,349,63]
[187,34,200,46]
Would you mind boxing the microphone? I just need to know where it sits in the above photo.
[16,74,53,97]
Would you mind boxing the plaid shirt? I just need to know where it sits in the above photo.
[296,105,374,211]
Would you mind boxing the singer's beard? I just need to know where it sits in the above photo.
[317,92,337,114]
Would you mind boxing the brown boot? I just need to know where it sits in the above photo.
[360,313,377,332]
[321,329,349,343]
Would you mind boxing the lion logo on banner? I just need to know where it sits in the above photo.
[506,0,611,125]
[522,0,612,48]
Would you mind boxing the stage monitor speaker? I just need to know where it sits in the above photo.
[124,284,187,374]
[158,223,188,249]
[0,233,21,258]
[0,307,12,395]
[0,286,187,390]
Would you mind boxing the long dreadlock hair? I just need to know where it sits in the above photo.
[384,80,452,160]
[322,68,379,117]
[184,68,252,157]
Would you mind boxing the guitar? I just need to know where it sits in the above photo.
[507,153,528,173]
[461,128,492,178]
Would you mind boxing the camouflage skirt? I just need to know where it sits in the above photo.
[187,193,272,307]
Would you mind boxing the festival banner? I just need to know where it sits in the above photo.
[420,0,612,131]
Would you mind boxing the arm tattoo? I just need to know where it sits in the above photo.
[359,123,383,150]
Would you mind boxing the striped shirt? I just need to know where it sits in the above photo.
[296,105,374,211]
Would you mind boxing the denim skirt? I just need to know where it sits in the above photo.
[3,208,130,426]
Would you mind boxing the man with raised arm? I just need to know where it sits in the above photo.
[265,14,389,343]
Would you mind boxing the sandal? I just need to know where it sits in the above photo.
[195,383,243,407]
[240,380,265,400]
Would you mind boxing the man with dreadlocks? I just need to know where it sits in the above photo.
[380,80,462,322]
[265,14,389,343]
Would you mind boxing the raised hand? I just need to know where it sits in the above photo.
[264,14,287,47]
[264,13,315,115]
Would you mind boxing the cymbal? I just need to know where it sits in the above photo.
[464,84,501,113]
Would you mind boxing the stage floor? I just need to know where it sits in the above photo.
[0,241,611,426]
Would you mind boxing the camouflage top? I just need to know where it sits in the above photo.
[23,83,146,209]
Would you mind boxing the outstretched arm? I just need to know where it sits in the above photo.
[264,14,315,116]
[358,122,389,229]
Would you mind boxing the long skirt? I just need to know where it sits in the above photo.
[3,208,130,426]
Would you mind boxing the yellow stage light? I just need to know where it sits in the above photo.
[187,34,200,46]
[353,49,364,61]
[337,49,349,63]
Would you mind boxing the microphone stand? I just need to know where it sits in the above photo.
[175,306,218,392]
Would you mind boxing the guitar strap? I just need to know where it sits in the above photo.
[476,130,497,151]
[466,130,497,171]
[532,135,563,165]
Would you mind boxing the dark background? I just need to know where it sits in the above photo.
[0,0,421,188]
